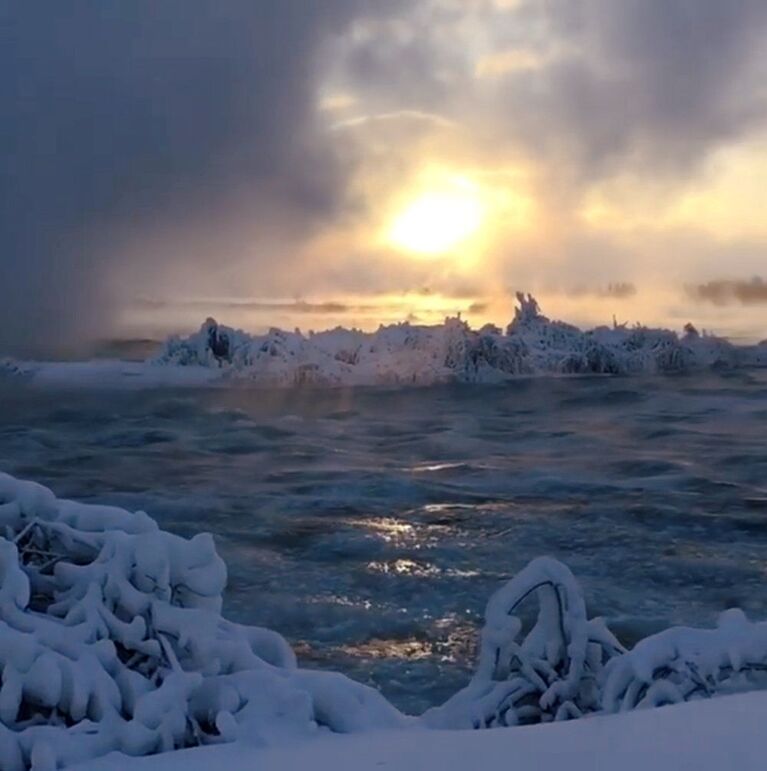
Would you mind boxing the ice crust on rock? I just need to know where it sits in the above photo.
[3,471,767,768]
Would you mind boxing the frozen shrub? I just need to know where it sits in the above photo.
[0,473,407,770]
[426,558,767,730]
[601,608,767,712]
[423,558,624,728]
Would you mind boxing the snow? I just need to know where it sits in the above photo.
[0,472,407,770]
[602,607,767,711]
[424,557,624,729]
[150,293,767,386]
[3,293,766,388]
[2,470,767,768]
[78,690,767,771]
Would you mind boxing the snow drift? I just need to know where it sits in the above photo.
[77,691,767,771]
[3,472,767,768]
[154,294,767,386]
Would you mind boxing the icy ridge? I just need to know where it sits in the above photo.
[3,472,767,768]
[154,293,767,385]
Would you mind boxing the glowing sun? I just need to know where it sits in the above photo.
[388,177,484,256]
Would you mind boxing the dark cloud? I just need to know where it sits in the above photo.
[332,1,767,196]
[490,0,767,177]
[332,4,465,115]
[564,282,637,299]
[0,1,400,355]
[687,277,767,306]
[136,298,361,314]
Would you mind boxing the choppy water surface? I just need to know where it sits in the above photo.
[1,372,767,713]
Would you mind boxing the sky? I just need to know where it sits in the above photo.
[2,0,767,355]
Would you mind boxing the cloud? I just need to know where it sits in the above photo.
[329,110,458,131]
[564,282,637,299]
[0,1,403,354]
[136,298,360,315]
[687,277,767,306]
[321,2,767,303]
[4,1,767,353]
[334,0,767,183]
[487,0,767,177]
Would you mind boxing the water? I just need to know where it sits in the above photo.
[1,371,767,714]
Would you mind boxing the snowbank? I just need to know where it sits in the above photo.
[2,471,767,768]
[154,294,767,386]
[78,690,767,771]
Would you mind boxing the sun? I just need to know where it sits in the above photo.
[388,177,485,257]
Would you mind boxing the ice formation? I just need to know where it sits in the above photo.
[154,293,767,386]
[3,471,767,768]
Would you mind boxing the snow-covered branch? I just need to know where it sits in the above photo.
[423,557,624,728]
[0,473,406,770]
[601,609,767,712]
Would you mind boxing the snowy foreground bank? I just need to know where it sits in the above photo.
[80,691,767,771]
[4,294,767,387]
[2,472,767,769]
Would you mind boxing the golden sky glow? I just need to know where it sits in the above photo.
[387,176,484,257]
[104,1,767,345]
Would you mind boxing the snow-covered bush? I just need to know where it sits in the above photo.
[425,556,767,730]
[153,293,767,386]
[423,558,624,728]
[601,609,767,712]
[0,473,406,770]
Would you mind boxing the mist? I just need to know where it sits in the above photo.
[0,1,397,355]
